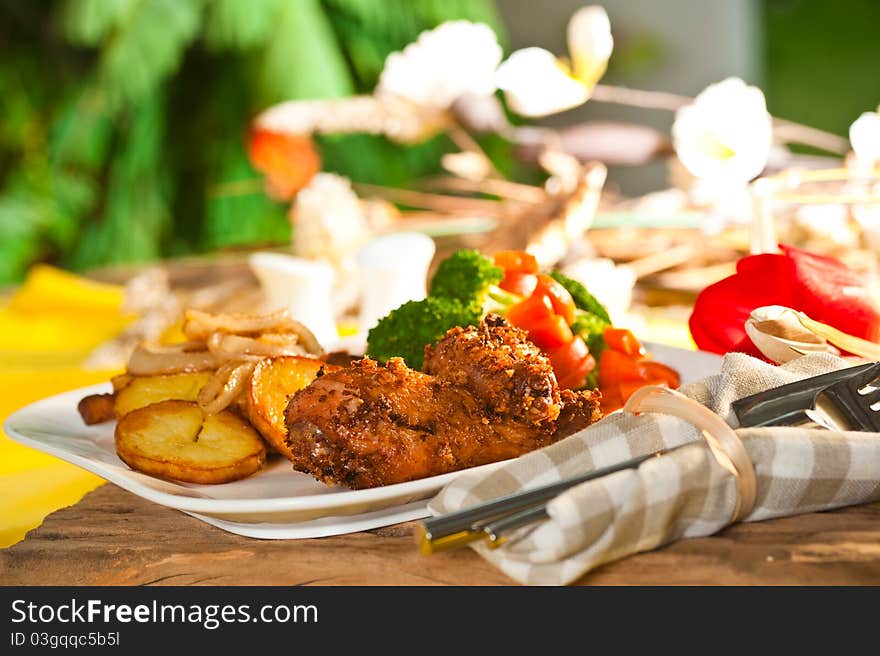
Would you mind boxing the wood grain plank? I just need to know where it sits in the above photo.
[3,485,880,586]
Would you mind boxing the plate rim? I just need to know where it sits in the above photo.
[4,344,722,517]
[3,382,508,515]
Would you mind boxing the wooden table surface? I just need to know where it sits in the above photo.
[4,484,880,585]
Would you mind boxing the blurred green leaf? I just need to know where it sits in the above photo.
[203,0,284,51]
[203,142,290,249]
[62,0,139,46]
[50,92,114,170]
[97,0,203,109]
[0,194,43,282]
[70,93,170,269]
[259,0,353,103]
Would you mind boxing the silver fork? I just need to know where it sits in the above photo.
[808,362,880,432]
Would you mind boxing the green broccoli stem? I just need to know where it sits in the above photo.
[482,285,522,316]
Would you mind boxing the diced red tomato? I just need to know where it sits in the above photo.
[598,348,645,385]
[557,355,595,390]
[641,360,681,388]
[603,327,644,357]
[508,293,554,329]
[547,336,595,389]
[547,334,589,368]
[526,314,573,349]
[499,270,538,297]
[618,378,672,401]
[494,250,539,274]
[600,385,624,414]
[597,335,681,413]
[534,275,576,324]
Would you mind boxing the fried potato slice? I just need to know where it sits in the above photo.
[110,374,133,393]
[247,356,332,457]
[78,393,116,425]
[115,400,265,484]
[113,371,212,418]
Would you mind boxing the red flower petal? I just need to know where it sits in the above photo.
[689,244,880,356]
[783,245,880,341]
[689,252,795,355]
[247,129,321,200]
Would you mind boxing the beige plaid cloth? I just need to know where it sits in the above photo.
[427,352,880,585]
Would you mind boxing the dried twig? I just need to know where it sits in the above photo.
[417,176,546,203]
[590,83,849,155]
[352,182,505,215]
[445,122,503,179]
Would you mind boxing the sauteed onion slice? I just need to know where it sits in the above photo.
[198,361,257,415]
[127,343,218,375]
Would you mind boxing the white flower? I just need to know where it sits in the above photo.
[567,5,614,86]
[496,5,613,117]
[291,173,369,270]
[377,21,502,110]
[496,48,590,117]
[850,109,880,166]
[672,77,772,184]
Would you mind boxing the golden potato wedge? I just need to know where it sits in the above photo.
[115,400,265,484]
[110,374,133,393]
[247,356,332,457]
[78,393,116,425]
[113,371,212,418]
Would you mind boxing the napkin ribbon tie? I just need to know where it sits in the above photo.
[623,386,757,523]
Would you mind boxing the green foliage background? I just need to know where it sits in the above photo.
[764,0,880,144]
[0,0,503,283]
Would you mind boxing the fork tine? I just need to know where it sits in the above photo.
[821,363,880,432]
[860,387,880,407]
[853,363,880,389]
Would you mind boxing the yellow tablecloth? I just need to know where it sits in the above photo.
[0,266,130,548]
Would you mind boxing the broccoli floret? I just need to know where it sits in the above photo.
[571,310,608,358]
[366,296,482,370]
[550,271,611,323]
[429,249,504,304]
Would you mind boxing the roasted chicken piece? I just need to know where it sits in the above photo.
[284,315,601,489]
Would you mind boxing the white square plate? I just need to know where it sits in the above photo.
[3,344,721,539]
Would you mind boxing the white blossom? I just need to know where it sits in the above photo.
[377,21,502,110]
[567,5,613,87]
[496,48,590,117]
[496,5,613,117]
[850,109,880,166]
[672,77,772,184]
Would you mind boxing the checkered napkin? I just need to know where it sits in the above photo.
[427,352,880,585]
